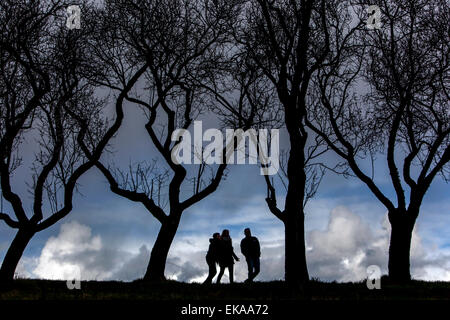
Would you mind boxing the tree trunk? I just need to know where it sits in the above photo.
[284,207,309,287]
[0,227,35,282]
[144,215,181,282]
[387,210,416,282]
[284,132,309,288]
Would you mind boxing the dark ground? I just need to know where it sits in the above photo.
[0,278,449,300]
[1,279,448,318]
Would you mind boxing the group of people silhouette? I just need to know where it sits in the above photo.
[203,228,261,284]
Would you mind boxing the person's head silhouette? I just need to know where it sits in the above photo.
[244,228,251,237]
[221,229,230,238]
[213,232,220,239]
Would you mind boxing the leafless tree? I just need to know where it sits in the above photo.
[75,0,258,281]
[0,0,111,282]
[307,0,449,282]
[232,0,362,288]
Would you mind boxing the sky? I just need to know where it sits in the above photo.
[1,100,449,284]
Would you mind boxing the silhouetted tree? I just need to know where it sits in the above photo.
[78,0,258,282]
[307,0,449,282]
[233,0,361,288]
[0,0,109,282]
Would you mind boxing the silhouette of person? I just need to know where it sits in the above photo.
[216,229,239,283]
[240,228,260,283]
[203,232,221,284]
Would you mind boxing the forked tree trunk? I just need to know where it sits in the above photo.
[387,209,417,282]
[144,214,181,282]
[0,227,35,282]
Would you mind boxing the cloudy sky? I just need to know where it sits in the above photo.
[1,103,449,284]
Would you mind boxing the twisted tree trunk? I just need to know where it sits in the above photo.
[144,214,181,282]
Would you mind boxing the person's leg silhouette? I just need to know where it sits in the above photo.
[246,258,254,282]
[251,258,260,281]
[203,258,217,284]
[216,265,225,283]
[228,265,234,283]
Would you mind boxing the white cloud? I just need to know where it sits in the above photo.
[306,206,387,281]
[418,266,450,281]
[15,256,39,279]
[33,221,125,280]
[111,245,149,281]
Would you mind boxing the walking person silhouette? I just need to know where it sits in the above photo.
[240,228,260,283]
[203,232,221,284]
[216,229,239,283]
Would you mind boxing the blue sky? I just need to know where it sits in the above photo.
[1,104,449,283]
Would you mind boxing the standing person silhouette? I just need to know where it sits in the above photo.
[203,232,221,284]
[240,228,261,283]
[216,229,239,283]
